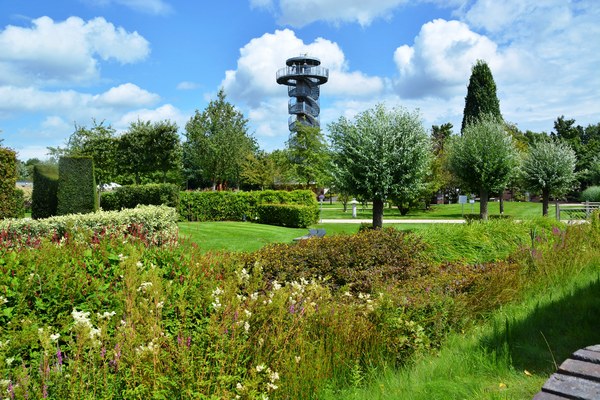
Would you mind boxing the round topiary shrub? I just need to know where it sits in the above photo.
[580,186,600,202]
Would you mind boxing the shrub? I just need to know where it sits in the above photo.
[0,147,18,219]
[32,164,59,219]
[255,203,319,228]
[57,156,98,215]
[0,204,178,248]
[101,183,180,211]
[580,185,600,202]
[178,189,317,222]
[244,228,432,293]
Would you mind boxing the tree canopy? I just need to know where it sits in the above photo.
[461,60,502,133]
[520,140,577,216]
[286,123,330,187]
[183,89,256,190]
[447,115,518,220]
[328,104,430,228]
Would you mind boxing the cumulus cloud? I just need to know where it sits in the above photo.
[176,81,201,90]
[0,16,150,86]
[115,104,187,131]
[0,84,160,118]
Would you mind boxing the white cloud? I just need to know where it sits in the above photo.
[115,104,187,131]
[0,16,150,86]
[393,19,502,98]
[95,83,160,108]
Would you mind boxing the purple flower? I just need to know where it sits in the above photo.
[289,304,295,314]
[56,347,63,366]
[100,347,107,359]
[186,336,191,349]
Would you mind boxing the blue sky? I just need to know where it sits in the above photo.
[1,0,599,161]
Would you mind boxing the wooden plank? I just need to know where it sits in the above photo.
[559,359,600,382]
[572,349,600,364]
[542,373,600,399]
[533,391,571,399]
[585,345,600,353]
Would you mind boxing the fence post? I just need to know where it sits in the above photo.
[555,200,560,221]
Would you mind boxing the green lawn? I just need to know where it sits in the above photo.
[319,201,554,220]
[178,221,433,252]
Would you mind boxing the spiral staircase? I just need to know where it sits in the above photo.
[276,56,328,131]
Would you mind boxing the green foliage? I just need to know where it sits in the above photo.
[100,183,180,211]
[0,147,19,219]
[286,123,330,186]
[0,205,178,248]
[31,164,59,219]
[447,116,519,219]
[580,186,600,202]
[521,140,577,215]
[178,189,317,222]
[461,59,502,132]
[118,120,182,185]
[245,228,431,293]
[328,104,430,228]
[256,203,318,228]
[57,156,98,215]
[183,89,257,189]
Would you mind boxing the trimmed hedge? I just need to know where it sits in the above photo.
[0,148,18,219]
[256,204,319,228]
[32,164,59,219]
[0,205,178,248]
[178,190,318,222]
[57,156,98,215]
[580,186,600,202]
[100,183,180,211]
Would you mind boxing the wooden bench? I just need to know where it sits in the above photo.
[533,345,600,399]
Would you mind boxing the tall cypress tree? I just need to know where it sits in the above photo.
[461,60,502,133]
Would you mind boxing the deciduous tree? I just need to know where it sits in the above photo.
[447,116,518,220]
[520,140,577,216]
[328,104,430,228]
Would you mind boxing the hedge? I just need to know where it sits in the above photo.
[580,186,600,202]
[32,164,59,219]
[0,205,178,248]
[256,203,319,228]
[101,183,180,211]
[57,156,98,215]
[178,190,318,222]
[0,148,18,219]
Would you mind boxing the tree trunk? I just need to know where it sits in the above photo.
[373,198,384,229]
[480,189,489,220]
[542,188,550,217]
[499,192,504,215]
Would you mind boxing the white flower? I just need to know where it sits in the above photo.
[0,296,7,305]
[295,356,301,364]
[267,382,278,391]
[212,287,223,296]
[50,333,60,342]
[250,292,259,301]
[256,364,265,372]
[272,280,281,291]
[118,253,127,261]
[211,298,221,310]
[269,371,279,382]
[5,357,14,366]
[236,382,244,390]
[244,321,250,333]
[156,301,164,309]
[258,338,264,346]
[244,309,252,318]
[137,282,153,292]
[98,311,116,319]
[0,340,9,348]
[136,261,143,268]
[237,268,250,282]
[343,291,352,297]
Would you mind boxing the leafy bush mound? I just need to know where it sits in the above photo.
[101,183,180,211]
[580,185,600,202]
[245,228,432,292]
[256,203,319,228]
[0,205,178,248]
[178,189,318,222]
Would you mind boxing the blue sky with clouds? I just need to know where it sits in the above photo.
[1,0,599,161]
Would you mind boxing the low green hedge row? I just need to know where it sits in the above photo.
[32,164,59,219]
[0,205,178,248]
[101,183,180,211]
[178,189,317,222]
[256,203,319,228]
[580,186,600,202]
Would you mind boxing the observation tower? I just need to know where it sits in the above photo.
[276,55,328,131]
